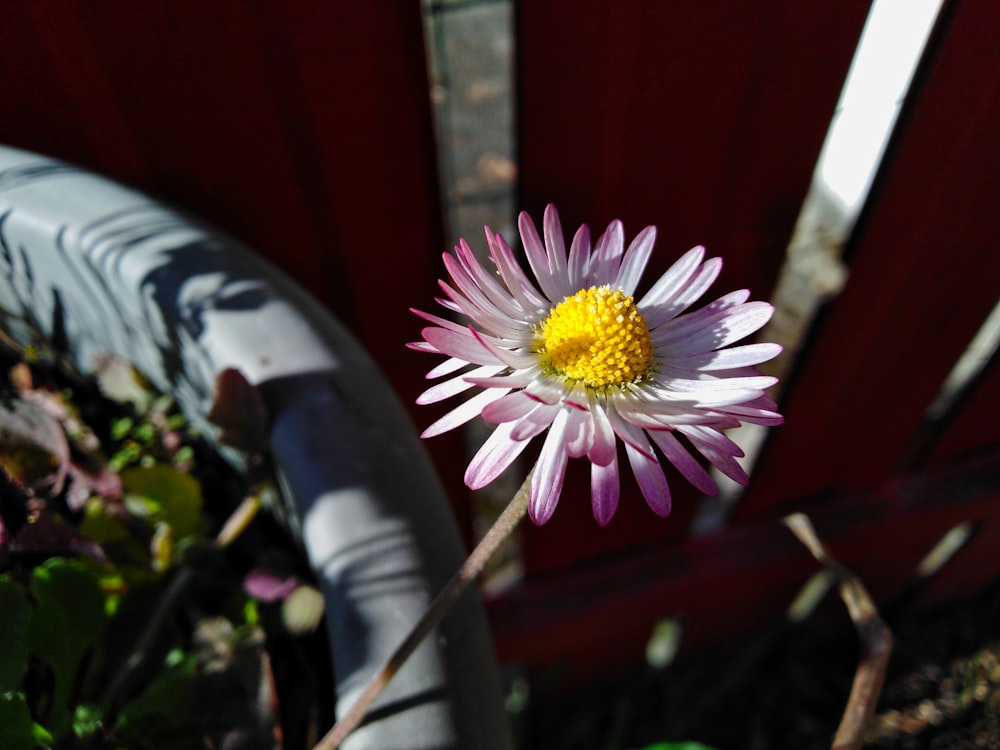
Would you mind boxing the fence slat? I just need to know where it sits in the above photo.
[741,1,1000,517]
[926,353,1000,466]
[516,1,871,573]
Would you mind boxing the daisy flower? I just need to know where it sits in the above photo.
[410,205,783,526]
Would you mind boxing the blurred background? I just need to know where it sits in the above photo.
[1,0,998,746]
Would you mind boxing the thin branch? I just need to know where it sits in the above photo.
[314,470,533,749]
[783,513,893,750]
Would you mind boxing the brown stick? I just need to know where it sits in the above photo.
[783,513,893,750]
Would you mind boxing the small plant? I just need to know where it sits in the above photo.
[0,345,324,749]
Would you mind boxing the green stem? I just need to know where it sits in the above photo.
[314,470,533,749]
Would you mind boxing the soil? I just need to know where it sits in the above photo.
[516,581,1000,750]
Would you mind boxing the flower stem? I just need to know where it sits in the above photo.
[314,471,533,749]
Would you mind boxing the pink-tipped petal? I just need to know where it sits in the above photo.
[586,397,617,466]
[465,421,532,489]
[648,429,719,496]
[591,456,621,526]
[519,209,563,302]
[529,410,570,524]
[422,326,505,366]
[481,390,539,423]
[421,387,510,438]
[624,441,671,516]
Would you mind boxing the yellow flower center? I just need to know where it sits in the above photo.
[537,285,652,389]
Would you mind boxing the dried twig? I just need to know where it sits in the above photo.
[783,513,893,750]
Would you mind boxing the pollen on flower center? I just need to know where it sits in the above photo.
[537,285,652,389]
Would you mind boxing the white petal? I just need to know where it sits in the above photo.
[615,225,656,295]
[643,257,724,329]
[668,343,783,371]
[424,356,472,379]
[481,391,539,423]
[465,421,532,489]
[543,204,573,299]
[606,405,657,460]
[488,230,550,313]
[454,239,524,319]
[422,327,505,366]
[638,245,705,311]
[567,224,591,289]
[466,368,542,390]
[511,402,560,440]
[469,327,539,369]
[529,409,570,524]
[519,209,563,302]
[421,387,509,438]
[659,374,779,394]
[563,404,594,458]
[589,220,625,285]
[653,301,774,356]
[586,398,618,466]
[417,374,476,405]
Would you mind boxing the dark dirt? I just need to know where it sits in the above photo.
[516,580,1000,750]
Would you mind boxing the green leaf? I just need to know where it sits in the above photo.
[121,464,205,542]
[112,653,197,750]
[0,578,32,691]
[633,744,721,750]
[72,702,104,740]
[0,692,54,750]
[27,558,107,732]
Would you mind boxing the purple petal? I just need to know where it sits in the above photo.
[648,429,719,496]
[244,569,299,602]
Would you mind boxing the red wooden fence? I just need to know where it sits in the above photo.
[1,0,997,686]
